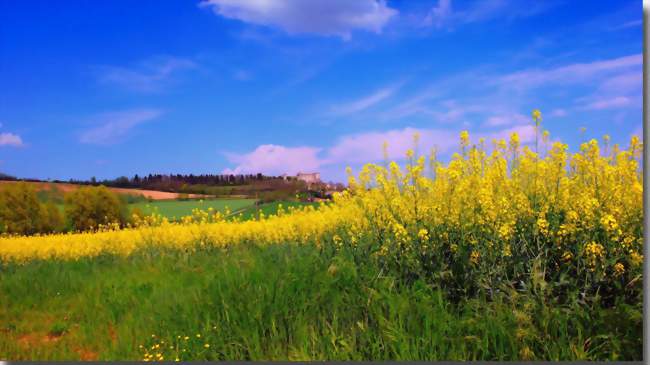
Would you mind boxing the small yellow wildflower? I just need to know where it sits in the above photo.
[503,244,511,257]
[417,228,429,241]
[460,130,470,147]
[532,109,542,125]
[470,251,480,265]
[613,263,625,277]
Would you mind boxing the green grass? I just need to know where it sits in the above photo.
[0,243,641,361]
[129,199,257,220]
[233,201,321,220]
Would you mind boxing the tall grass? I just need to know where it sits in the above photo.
[0,242,640,361]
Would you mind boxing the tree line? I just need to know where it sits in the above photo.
[68,173,291,190]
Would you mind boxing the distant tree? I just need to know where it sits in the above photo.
[65,186,127,231]
[0,182,59,235]
[41,201,64,233]
[0,172,17,181]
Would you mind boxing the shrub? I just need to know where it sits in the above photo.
[0,182,47,235]
[40,201,64,233]
[64,186,127,232]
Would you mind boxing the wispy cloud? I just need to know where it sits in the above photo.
[0,133,23,147]
[96,56,197,93]
[574,68,641,111]
[200,0,398,40]
[609,19,642,31]
[497,54,642,90]
[483,113,529,127]
[596,71,641,95]
[331,83,402,116]
[424,0,452,28]
[582,96,632,110]
[377,54,641,125]
[79,109,163,145]
[423,0,553,30]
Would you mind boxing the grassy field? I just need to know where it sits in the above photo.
[0,242,639,361]
[233,201,321,220]
[130,199,257,220]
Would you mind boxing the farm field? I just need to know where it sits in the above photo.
[129,199,257,220]
[0,181,210,200]
[0,128,643,361]
[3,0,642,361]
[234,201,321,220]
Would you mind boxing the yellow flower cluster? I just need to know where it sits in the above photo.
[0,202,351,262]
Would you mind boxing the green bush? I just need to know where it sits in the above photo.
[0,182,62,235]
[64,186,128,232]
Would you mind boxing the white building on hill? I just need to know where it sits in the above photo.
[296,172,321,184]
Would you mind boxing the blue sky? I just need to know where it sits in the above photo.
[0,0,642,182]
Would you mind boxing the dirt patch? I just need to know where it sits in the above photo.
[108,324,118,343]
[43,333,63,343]
[17,332,63,348]
[0,181,211,201]
[75,348,99,361]
[17,333,39,348]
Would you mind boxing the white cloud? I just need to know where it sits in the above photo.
[424,0,452,28]
[223,144,323,175]
[484,113,529,127]
[79,109,163,145]
[488,125,536,144]
[199,0,398,39]
[324,127,459,165]
[331,84,400,115]
[582,96,632,110]
[97,56,196,92]
[222,124,542,179]
[0,133,23,147]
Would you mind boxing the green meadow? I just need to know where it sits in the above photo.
[129,199,257,220]
[233,201,321,220]
[0,242,641,361]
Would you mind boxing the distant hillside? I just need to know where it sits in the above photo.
[0,181,211,201]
